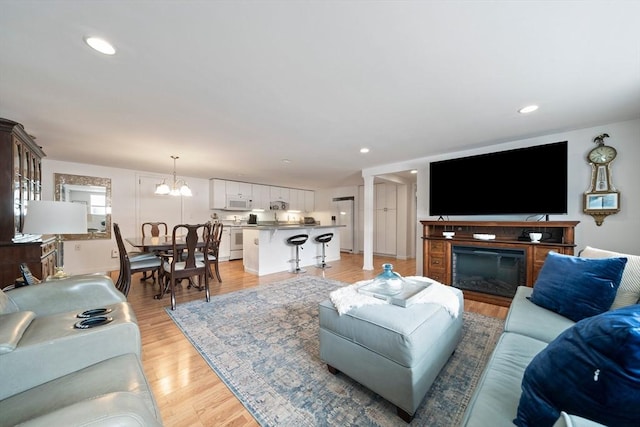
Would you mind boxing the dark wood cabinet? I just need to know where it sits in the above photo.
[0,236,56,287]
[0,118,55,288]
[421,220,579,306]
[426,239,448,283]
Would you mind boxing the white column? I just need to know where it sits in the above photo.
[362,174,374,270]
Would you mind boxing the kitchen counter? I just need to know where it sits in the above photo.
[242,224,344,276]
[246,223,342,230]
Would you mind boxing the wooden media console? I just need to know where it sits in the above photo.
[421,220,579,306]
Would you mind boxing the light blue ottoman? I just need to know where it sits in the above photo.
[318,288,464,422]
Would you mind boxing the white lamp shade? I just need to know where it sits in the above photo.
[155,181,171,195]
[23,201,88,235]
[179,183,192,197]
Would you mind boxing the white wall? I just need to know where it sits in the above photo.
[363,118,640,275]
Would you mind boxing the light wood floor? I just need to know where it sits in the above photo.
[116,253,508,427]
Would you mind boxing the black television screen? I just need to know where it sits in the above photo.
[429,141,568,216]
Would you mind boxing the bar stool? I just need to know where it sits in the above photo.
[287,234,309,274]
[314,233,334,269]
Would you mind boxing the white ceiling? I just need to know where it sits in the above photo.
[1,1,639,190]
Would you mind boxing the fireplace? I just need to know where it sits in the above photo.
[452,245,526,298]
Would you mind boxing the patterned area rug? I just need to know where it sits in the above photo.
[166,276,504,426]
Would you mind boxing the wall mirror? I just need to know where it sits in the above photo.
[54,173,112,240]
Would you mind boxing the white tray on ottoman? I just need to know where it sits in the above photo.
[318,287,464,422]
[357,278,431,307]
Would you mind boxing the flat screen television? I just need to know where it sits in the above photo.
[429,141,568,216]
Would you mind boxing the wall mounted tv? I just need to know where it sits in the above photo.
[429,141,568,216]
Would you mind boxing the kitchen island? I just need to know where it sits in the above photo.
[243,224,344,276]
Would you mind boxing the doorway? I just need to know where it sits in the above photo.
[360,171,417,260]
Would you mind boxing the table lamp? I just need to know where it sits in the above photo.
[22,200,88,279]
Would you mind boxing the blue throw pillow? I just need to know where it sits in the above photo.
[515,304,640,427]
[529,251,627,322]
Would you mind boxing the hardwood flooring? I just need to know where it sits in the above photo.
[117,253,508,426]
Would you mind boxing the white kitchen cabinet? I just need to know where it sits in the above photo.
[374,183,397,255]
[209,179,226,209]
[211,179,312,212]
[218,226,231,261]
[304,190,315,213]
[210,179,253,210]
[225,180,252,199]
[251,184,270,211]
[270,186,290,203]
[288,189,304,211]
[292,189,314,212]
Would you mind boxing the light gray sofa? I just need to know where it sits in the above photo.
[459,286,600,426]
[0,275,163,426]
[2,274,126,316]
[461,245,640,427]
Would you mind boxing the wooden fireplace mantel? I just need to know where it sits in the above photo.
[421,220,579,306]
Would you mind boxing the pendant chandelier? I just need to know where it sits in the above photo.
[155,155,192,197]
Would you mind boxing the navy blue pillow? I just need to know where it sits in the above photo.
[529,251,627,322]
[515,304,640,427]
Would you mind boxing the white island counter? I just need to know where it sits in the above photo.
[243,224,344,276]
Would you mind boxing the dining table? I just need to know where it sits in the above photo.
[125,235,209,252]
[125,235,208,299]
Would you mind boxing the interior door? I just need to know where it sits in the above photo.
[374,183,397,256]
[334,197,354,253]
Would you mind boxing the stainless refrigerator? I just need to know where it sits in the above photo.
[333,197,354,253]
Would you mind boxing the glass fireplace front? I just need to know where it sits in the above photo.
[452,245,526,298]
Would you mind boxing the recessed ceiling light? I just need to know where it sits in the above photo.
[84,37,116,55]
[360,148,370,154]
[410,170,417,174]
[518,105,539,114]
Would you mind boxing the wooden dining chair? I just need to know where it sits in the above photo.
[138,222,169,281]
[196,222,224,283]
[113,223,161,296]
[142,222,168,238]
[157,223,212,310]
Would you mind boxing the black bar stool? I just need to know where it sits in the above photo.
[286,234,309,273]
[314,233,334,269]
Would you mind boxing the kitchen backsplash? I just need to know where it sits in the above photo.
[210,210,304,224]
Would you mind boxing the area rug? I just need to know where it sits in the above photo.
[166,276,504,426]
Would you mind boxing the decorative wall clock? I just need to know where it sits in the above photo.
[583,133,620,226]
